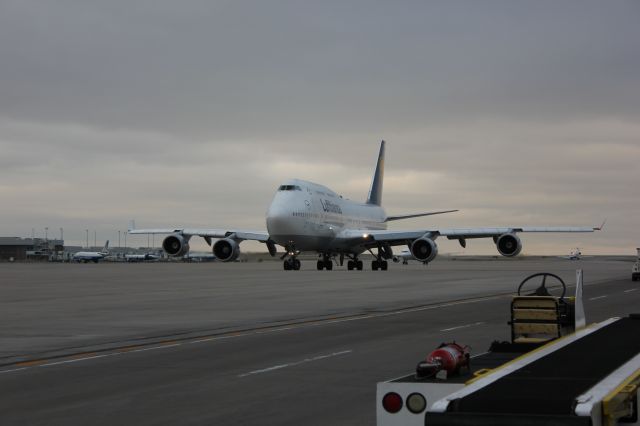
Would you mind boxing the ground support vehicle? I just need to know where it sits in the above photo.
[377,271,640,426]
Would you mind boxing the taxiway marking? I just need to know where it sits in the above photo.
[0,293,539,375]
[238,350,353,378]
[440,322,485,332]
[589,295,608,301]
[624,288,638,293]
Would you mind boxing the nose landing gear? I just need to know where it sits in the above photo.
[282,247,301,271]
[284,257,301,270]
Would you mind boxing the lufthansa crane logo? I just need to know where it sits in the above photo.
[320,199,342,214]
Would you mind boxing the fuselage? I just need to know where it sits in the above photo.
[266,179,387,252]
[73,252,106,261]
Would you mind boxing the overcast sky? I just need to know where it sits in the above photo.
[1,0,638,254]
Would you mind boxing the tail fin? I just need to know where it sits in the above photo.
[102,240,109,253]
[366,140,385,205]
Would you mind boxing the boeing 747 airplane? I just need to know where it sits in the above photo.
[129,141,602,271]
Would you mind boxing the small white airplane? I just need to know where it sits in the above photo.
[562,248,583,260]
[129,141,603,271]
[73,241,109,263]
[124,253,160,262]
[560,247,595,261]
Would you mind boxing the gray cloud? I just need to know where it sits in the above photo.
[0,1,638,253]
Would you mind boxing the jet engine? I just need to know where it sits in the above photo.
[162,234,190,257]
[496,233,522,257]
[213,238,240,262]
[410,238,438,263]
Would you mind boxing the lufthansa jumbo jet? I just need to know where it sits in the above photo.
[129,141,602,271]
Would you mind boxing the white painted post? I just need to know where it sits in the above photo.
[575,269,586,329]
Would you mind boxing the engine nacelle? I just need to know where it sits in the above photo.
[410,238,438,263]
[162,234,190,257]
[213,238,240,262]
[496,233,522,257]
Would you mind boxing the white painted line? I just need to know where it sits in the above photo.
[188,338,217,344]
[589,295,608,301]
[624,288,638,293]
[239,364,290,376]
[440,322,485,332]
[129,343,182,353]
[238,350,353,378]
[0,367,29,374]
[41,352,122,367]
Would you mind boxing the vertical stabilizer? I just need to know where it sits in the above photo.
[102,240,110,254]
[366,140,385,205]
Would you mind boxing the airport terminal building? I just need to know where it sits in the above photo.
[0,237,64,261]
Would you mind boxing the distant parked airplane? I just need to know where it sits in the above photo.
[129,141,602,271]
[393,248,426,265]
[125,253,160,262]
[73,241,109,263]
[560,248,593,261]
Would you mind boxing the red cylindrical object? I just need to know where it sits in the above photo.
[424,342,470,374]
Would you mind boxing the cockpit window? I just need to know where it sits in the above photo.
[278,185,302,191]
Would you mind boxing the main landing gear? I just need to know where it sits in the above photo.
[370,245,390,271]
[372,259,388,271]
[347,259,364,271]
[317,254,333,270]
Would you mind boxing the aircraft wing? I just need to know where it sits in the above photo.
[128,222,270,242]
[338,225,601,247]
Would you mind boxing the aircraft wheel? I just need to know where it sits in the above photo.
[347,261,354,270]
[317,260,324,270]
[293,259,301,270]
[325,261,333,270]
[356,260,363,270]
[372,261,379,271]
[381,261,388,271]
[284,260,292,270]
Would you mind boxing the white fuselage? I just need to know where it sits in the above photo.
[266,179,387,253]
[568,248,582,260]
[73,252,106,262]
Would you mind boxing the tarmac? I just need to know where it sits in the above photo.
[0,257,636,425]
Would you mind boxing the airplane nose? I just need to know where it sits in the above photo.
[266,205,291,236]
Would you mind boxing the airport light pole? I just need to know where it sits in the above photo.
[45,227,48,241]
[94,230,96,248]
[86,229,89,248]
[118,231,121,248]
[124,231,127,250]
